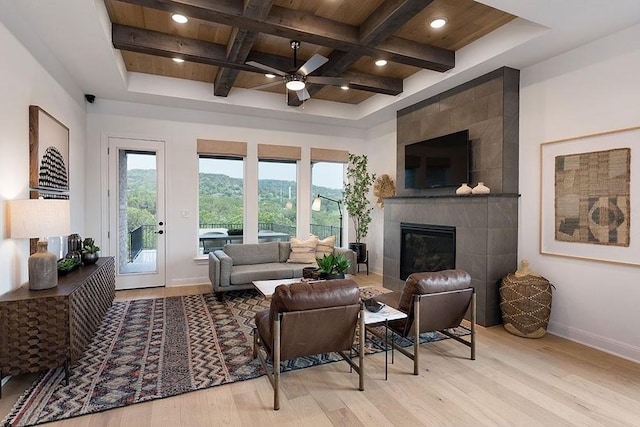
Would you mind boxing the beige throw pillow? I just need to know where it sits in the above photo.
[287,236,318,264]
[315,235,336,259]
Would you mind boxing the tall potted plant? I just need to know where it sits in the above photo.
[343,153,376,263]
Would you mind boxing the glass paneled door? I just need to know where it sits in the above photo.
[108,137,166,289]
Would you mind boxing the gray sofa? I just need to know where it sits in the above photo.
[209,241,356,300]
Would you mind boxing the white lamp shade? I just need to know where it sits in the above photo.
[8,199,71,239]
[311,196,322,211]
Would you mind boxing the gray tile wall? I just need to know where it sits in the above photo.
[384,195,519,326]
[385,68,520,327]
[396,67,519,196]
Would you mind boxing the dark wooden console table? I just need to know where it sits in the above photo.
[0,257,115,395]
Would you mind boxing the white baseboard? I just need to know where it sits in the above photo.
[167,277,210,287]
[548,321,640,363]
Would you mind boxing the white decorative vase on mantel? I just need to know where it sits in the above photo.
[472,182,490,194]
[455,183,472,195]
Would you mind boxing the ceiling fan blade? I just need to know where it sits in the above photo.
[298,54,328,76]
[296,88,310,101]
[249,80,283,90]
[306,76,349,87]
[245,61,286,77]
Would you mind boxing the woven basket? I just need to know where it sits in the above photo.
[499,273,552,338]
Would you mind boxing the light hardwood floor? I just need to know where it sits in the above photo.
[2,273,639,426]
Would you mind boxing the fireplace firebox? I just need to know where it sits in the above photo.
[400,223,455,280]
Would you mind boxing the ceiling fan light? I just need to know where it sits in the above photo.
[375,59,387,67]
[265,73,276,78]
[172,57,185,63]
[171,14,188,24]
[430,18,447,28]
[286,80,305,91]
[341,85,349,90]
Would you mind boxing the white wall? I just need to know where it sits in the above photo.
[519,24,640,362]
[365,119,397,275]
[0,20,86,295]
[86,100,367,286]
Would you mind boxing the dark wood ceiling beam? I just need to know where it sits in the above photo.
[360,0,434,45]
[214,0,273,97]
[115,0,453,71]
[342,71,403,95]
[290,0,432,106]
[113,24,256,72]
[112,24,401,96]
[370,36,454,71]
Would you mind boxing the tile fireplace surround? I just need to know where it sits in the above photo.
[385,67,521,327]
[383,194,518,326]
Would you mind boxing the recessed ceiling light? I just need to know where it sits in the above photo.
[341,85,349,90]
[265,73,276,78]
[171,14,188,24]
[430,18,447,29]
[172,57,185,63]
[375,59,387,67]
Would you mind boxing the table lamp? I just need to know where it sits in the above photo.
[8,199,71,290]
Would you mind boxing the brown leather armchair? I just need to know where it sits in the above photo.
[374,269,476,375]
[253,279,365,410]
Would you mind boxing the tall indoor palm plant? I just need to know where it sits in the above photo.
[343,153,376,263]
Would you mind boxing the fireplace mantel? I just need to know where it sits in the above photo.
[386,193,520,200]
[383,194,519,326]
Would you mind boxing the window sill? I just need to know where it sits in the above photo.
[194,255,209,265]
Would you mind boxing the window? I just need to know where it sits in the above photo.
[311,162,344,246]
[258,160,297,240]
[198,156,244,254]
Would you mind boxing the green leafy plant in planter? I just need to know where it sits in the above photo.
[343,153,376,263]
[82,238,100,265]
[316,253,351,280]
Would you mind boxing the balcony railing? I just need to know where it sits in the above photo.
[200,222,341,243]
[128,222,343,260]
[128,225,157,262]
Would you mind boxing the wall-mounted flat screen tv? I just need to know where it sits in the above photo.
[404,130,470,189]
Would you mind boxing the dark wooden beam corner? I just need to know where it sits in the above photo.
[112,24,258,71]
[214,28,258,97]
[359,0,434,45]
[214,0,274,97]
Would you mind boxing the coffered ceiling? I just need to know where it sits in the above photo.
[4,1,640,127]
[104,0,515,106]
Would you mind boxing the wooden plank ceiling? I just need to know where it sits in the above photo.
[105,0,515,106]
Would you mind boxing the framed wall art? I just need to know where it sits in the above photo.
[540,126,639,266]
[29,105,70,200]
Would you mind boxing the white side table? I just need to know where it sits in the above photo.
[363,304,407,380]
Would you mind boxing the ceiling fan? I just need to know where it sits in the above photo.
[246,41,348,101]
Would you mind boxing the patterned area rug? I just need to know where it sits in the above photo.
[3,292,262,427]
[2,287,467,427]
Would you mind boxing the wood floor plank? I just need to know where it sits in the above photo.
[2,274,640,426]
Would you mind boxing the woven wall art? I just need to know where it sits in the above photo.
[554,148,630,246]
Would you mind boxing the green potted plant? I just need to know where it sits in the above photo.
[316,253,351,280]
[82,237,100,265]
[343,153,376,263]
